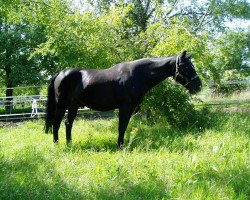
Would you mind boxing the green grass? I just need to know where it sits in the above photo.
[0,111,249,199]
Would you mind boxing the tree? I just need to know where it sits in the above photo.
[1,0,249,105]
[0,0,56,110]
[0,21,47,110]
[201,30,250,92]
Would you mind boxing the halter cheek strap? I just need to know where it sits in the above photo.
[175,55,187,82]
[175,55,199,86]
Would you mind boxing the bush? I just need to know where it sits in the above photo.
[213,83,247,94]
[141,80,209,129]
[212,69,248,94]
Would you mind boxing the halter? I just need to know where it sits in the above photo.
[175,55,199,86]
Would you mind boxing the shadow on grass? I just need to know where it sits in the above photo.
[198,163,250,198]
[125,119,204,152]
[0,146,172,199]
[1,112,248,200]
[88,163,250,199]
[126,110,250,151]
[0,145,170,199]
[88,180,170,200]
[0,146,86,200]
[65,140,118,153]
[54,107,208,153]
[62,110,249,153]
[63,117,203,153]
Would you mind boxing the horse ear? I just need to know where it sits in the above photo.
[180,50,187,60]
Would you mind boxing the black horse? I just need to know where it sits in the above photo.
[45,51,202,147]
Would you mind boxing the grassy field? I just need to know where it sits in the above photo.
[0,110,249,199]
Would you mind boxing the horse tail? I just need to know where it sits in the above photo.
[44,74,57,133]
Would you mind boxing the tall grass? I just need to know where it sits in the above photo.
[0,111,249,199]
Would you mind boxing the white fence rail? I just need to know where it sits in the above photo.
[0,93,96,122]
[0,94,46,121]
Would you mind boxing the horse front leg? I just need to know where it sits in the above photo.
[118,105,134,148]
[65,108,78,145]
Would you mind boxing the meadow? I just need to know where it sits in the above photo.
[0,110,249,199]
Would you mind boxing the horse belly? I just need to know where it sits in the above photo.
[80,86,119,111]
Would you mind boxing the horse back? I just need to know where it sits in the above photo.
[53,61,151,110]
[54,68,120,110]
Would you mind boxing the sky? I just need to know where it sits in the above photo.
[72,0,250,30]
[225,19,250,29]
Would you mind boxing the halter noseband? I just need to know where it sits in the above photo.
[175,55,199,86]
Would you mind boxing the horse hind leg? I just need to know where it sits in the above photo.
[65,107,78,145]
[53,107,66,143]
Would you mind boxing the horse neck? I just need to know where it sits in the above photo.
[145,56,176,88]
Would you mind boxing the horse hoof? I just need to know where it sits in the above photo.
[66,141,72,146]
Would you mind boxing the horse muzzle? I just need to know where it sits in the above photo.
[187,77,202,94]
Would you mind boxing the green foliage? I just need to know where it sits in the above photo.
[214,31,249,73]
[0,111,249,199]
[0,23,45,85]
[201,30,250,93]
[147,21,207,58]
[1,0,250,99]
[29,3,145,70]
[0,1,54,88]
[173,0,250,32]
[141,80,209,128]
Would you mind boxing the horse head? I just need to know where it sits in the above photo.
[174,51,202,94]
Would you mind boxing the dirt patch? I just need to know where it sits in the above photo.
[0,122,24,127]
[218,106,250,113]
